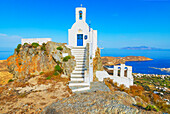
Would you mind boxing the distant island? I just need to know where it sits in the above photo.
[121,46,161,50]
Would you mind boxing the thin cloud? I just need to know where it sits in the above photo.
[0,33,22,48]
[0,33,8,37]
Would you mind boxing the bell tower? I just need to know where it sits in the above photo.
[76,4,86,22]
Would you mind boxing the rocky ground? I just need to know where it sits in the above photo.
[42,82,160,114]
[0,75,72,113]
[0,60,13,85]
[101,56,153,66]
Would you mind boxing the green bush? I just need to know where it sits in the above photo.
[32,43,39,48]
[56,61,61,65]
[57,46,63,51]
[136,102,145,108]
[53,72,59,76]
[41,43,46,51]
[63,56,71,62]
[40,72,44,75]
[54,65,62,73]
[15,48,20,54]
[46,76,51,80]
[143,85,150,91]
[16,44,22,54]
[17,44,22,49]
[19,62,22,66]
[8,79,14,83]
[23,43,28,46]
[146,105,159,112]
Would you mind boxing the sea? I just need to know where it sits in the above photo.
[0,48,170,75]
[101,48,170,75]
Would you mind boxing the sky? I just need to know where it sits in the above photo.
[0,0,170,50]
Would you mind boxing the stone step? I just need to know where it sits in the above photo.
[71,87,90,92]
[75,57,85,60]
[71,78,84,81]
[69,82,90,87]
[76,60,86,62]
[74,55,85,57]
[72,50,86,52]
[72,70,84,74]
[76,62,84,65]
[71,74,84,78]
[72,53,85,56]
[75,68,86,71]
[72,47,86,49]
[76,64,85,68]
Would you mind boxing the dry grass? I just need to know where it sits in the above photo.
[12,81,30,88]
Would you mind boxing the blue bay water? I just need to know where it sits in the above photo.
[0,51,14,60]
[101,48,170,75]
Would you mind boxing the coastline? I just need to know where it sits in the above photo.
[101,56,153,66]
[150,67,170,72]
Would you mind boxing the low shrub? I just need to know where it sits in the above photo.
[113,82,118,87]
[23,43,28,46]
[41,43,46,51]
[145,104,159,112]
[17,44,22,49]
[16,44,22,54]
[40,72,44,75]
[136,102,145,108]
[15,48,20,54]
[19,62,22,66]
[46,76,51,80]
[54,65,62,73]
[57,46,63,51]
[32,42,39,48]
[53,72,59,76]
[119,84,125,91]
[8,79,14,83]
[56,61,61,65]
[156,101,169,112]
[63,56,71,62]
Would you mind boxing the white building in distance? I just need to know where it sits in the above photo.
[21,38,51,45]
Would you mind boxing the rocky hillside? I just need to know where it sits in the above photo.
[101,56,153,66]
[7,41,76,79]
[0,41,76,113]
[42,82,161,114]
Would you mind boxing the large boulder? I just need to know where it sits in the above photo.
[7,41,76,79]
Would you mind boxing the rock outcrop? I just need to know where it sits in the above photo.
[101,56,153,66]
[7,41,76,79]
[93,48,103,81]
[41,82,159,114]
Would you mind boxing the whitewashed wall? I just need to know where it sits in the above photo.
[21,38,51,45]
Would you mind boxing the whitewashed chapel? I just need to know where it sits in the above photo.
[21,5,133,92]
[68,5,97,58]
[68,5,98,92]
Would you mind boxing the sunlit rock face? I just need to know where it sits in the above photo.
[7,41,76,79]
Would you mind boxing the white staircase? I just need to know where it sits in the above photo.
[69,47,90,92]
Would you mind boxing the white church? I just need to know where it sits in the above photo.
[21,5,133,92]
[68,5,97,58]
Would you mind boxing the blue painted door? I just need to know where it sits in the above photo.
[77,34,83,46]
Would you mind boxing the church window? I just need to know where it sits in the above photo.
[79,11,83,20]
